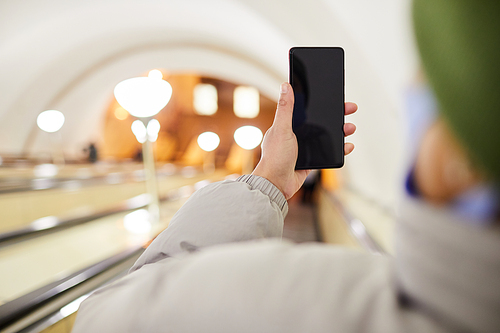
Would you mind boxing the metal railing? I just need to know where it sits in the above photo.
[0,193,154,246]
[0,171,226,332]
[0,245,145,332]
[324,190,386,255]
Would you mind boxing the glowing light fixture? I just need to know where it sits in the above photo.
[197,132,220,152]
[147,119,161,142]
[114,107,129,120]
[123,209,152,234]
[148,69,163,80]
[114,71,172,118]
[37,110,65,133]
[233,86,260,118]
[34,163,58,178]
[194,84,218,115]
[234,126,263,150]
[131,120,147,143]
[114,70,170,225]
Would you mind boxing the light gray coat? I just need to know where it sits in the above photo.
[73,175,500,332]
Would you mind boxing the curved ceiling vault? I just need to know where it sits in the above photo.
[0,0,416,208]
[0,0,293,154]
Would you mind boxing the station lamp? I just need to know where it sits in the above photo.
[194,84,218,116]
[234,126,263,150]
[197,131,220,174]
[197,132,220,152]
[37,110,65,133]
[114,70,172,223]
[233,86,260,118]
[146,119,161,142]
[131,120,147,143]
[234,125,263,174]
[37,110,66,165]
[114,70,172,118]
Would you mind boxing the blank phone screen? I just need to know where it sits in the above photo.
[289,47,344,169]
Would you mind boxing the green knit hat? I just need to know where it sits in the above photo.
[413,0,500,183]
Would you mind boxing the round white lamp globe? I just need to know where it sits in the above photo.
[148,69,163,80]
[197,132,220,152]
[131,120,147,143]
[234,126,263,150]
[147,119,161,142]
[114,76,172,118]
[37,110,65,133]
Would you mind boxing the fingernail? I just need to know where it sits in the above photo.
[280,83,288,94]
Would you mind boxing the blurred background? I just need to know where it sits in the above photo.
[0,0,418,332]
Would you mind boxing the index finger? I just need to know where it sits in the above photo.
[345,102,358,116]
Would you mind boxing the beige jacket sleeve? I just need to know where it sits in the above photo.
[129,175,288,272]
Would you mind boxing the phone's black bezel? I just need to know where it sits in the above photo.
[289,46,345,170]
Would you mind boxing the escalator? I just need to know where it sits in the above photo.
[0,164,231,332]
[0,164,392,333]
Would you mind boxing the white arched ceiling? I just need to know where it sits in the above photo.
[29,44,286,156]
[0,0,292,154]
[0,0,417,208]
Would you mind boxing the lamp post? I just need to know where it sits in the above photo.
[197,131,220,173]
[114,70,172,223]
[37,110,65,165]
[233,125,263,174]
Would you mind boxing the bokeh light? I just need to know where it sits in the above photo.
[33,163,59,178]
[123,209,152,234]
[233,86,260,118]
[234,126,263,150]
[114,77,172,118]
[114,107,129,120]
[147,119,161,142]
[197,132,220,152]
[37,110,65,133]
[131,120,147,143]
[148,69,163,80]
[193,84,218,116]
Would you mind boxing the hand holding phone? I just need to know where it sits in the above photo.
[289,47,345,169]
[252,81,357,200]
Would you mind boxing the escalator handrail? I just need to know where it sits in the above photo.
[0,173,227,331]
[324,189,386,255]
[0,168,208,245]
[0,194,152,244]
[0,168,152,195]
[0,191,177,245]
[0,244,145,330]
[0,163,187,195]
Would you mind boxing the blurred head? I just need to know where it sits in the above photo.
[412,0,500,203]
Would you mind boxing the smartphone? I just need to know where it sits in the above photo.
[289,46,345,169]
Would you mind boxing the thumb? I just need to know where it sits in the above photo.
[273,82,294,132]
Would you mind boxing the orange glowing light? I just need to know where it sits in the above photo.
[114,107,129,120]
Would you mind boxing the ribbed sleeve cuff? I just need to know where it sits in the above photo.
[236,175,288,218]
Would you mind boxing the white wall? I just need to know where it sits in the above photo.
[321,0,419,206]
[0,0,418,208]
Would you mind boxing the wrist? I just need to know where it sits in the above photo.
[236,174,289,217]
[251,164,285,196]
